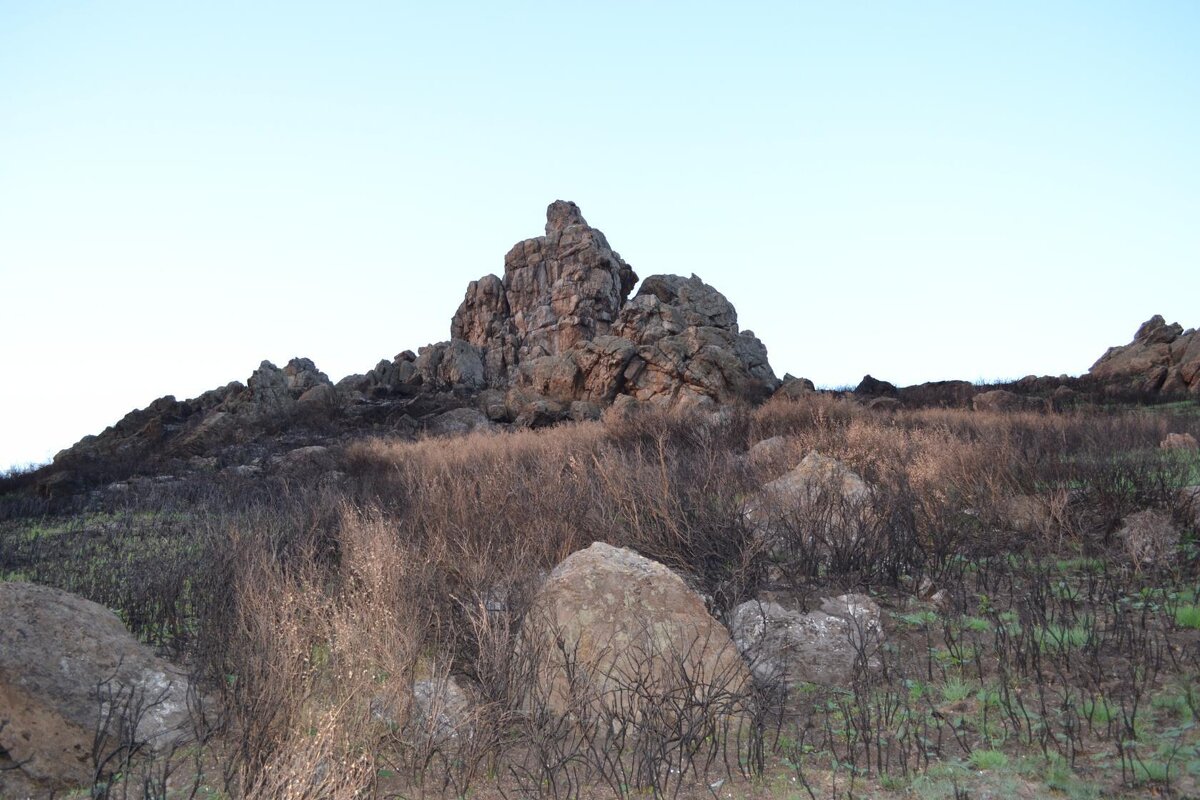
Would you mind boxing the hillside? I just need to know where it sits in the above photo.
[2,205,1200,800]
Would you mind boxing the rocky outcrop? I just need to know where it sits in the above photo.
[525,542,750,713]
[452,200,637,382]
[43,201,779,489]
[1089,315,1200,396]
[455,205,778,413]
[0,583,194,793]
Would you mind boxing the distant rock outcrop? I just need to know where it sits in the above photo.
[1089,315,1200,396]
[451,202,778,415]
[44,201,779,486]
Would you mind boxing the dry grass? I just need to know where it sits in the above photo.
[4,395,1200,798]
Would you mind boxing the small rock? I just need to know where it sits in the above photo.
[1117,509,1179,567]
[425,407,492,438]
[1161,432,1199,451]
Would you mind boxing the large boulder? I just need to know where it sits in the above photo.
[526,543,751,714]
[746,451,874,544]
[0,583,193,792]
[614,275,778,406]
[853,375,898,399]
[730,594,884,688]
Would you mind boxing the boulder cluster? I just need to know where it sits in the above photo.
[1088,315,1200,396]
[353,200,778,421]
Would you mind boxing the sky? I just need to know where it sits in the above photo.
[2,2,1198,470]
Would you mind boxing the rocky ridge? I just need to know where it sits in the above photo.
[46,202,779,487]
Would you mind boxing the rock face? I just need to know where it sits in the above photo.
[0,583,193,792]
[730,594,884,688]
[1089,315,1200,396]
[526,542,750,713]
[453,200,638,375]
[453,204,778,412]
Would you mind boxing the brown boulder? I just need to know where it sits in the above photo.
[745,451,874,557]
[774,375,816,401]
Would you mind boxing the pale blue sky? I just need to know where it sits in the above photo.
[2,2,1198,468]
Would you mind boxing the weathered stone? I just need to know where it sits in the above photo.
[411,676,470,744]
[503,200,637,362]
[746,436,790,471]
[854,375,898,399]
[416,341,486,391]
[1089,315,1200,396]
[745,451,874,558]
[526,543,750,714]
[1161,432,1199,451]
[774,375,816,401]
[730,594,884,688]
[425,407,492,438]
[297,383,339,410]
[972,389,1046,413]
[0,583,193,792]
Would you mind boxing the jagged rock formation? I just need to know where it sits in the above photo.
[43,202,779,488]
[1088,315,1200,396]
[446,201,778,417]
